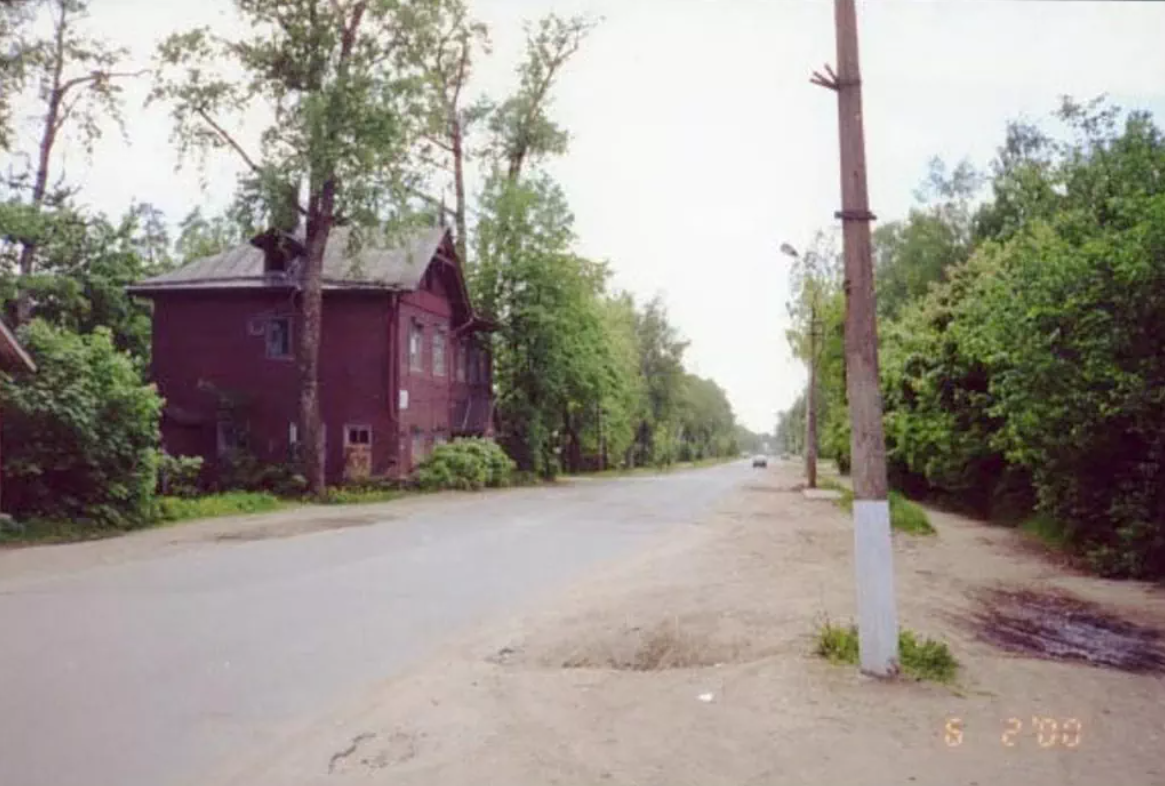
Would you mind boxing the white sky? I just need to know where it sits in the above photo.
[12,0,1165,434]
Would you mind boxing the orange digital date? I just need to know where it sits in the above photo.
[944,717,1083,748]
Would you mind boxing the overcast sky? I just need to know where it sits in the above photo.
[15,0,1165,434]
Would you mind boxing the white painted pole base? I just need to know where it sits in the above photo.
[853,499,900,676]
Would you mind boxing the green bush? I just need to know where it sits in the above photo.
[414,438,516,491]
[215,449,307,498]
[157,451,204,498]
[0,321,163,530]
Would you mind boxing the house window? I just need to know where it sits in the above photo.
[411,427,426,463]
[216,420,246,457]
[477,350,488,384]
[433,329,447,376]
[345,425,372,446]
[434,431,448,447]
[266,317,292,358]
[408,320,423,372]
[289,422,298,444]
[456,342,467,382]
[467,345,479,384]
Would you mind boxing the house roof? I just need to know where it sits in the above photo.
[129,225,451,293]
[0,319,35,374]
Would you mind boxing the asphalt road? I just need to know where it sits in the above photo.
[0,462,748,786]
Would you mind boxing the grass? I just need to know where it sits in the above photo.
[815,618,959,683]
[819,480,935,535]
[1020,513,1071,549]
[156,491,287,523]
[0,516,125,546]
[321,486,409,505]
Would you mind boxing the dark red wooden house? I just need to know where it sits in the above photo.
[129,225,495,484]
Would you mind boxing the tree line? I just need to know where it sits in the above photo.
[0,0,750,531]
[780,96,1165,579]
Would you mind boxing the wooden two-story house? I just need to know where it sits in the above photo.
[129,225,495,484]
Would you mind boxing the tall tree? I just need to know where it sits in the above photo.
[8,0,140,324]
[417,0,489,264]
[151,0,456,495]
[490,13,596,183]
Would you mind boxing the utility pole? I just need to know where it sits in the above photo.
[811,0,899,676]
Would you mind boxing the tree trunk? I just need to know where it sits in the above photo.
[298,179,336,498]
[805,301,818,489]
[15,2,66,326]
[832,0,897,676]
[451,115,468,265]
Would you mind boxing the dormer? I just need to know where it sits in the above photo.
[249,227,306,277]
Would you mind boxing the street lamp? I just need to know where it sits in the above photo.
[781,242,820,489]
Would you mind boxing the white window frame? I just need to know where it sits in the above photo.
[344,424,373,447]
[266,316,293,359]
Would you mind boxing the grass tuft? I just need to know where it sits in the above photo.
[814,619,958,683]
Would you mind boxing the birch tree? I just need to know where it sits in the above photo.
[6,0,140,324]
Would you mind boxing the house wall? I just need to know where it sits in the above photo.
[150,289,397,483]
[395,262,493,471]
[147,251,493,483]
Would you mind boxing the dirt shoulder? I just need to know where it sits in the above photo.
[207,461,1165,786]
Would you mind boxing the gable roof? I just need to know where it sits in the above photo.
[0,319,35,374]
[129,225,451,293]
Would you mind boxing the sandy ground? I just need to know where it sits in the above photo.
[209,461,1165,786]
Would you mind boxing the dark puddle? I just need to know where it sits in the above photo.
[969,588,1165,674]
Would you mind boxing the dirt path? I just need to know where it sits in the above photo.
[210,462,1165,786]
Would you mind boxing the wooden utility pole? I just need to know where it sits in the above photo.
[811,0,899,676]
[805,298,818,489]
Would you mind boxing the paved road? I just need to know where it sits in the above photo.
[0,462,748,786]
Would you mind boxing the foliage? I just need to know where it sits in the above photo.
[815,619,958,683]
[825,482,934,536]
[0,200,172,363]
[155,491,284,523]
[787,96,1165,578]
[215,449,308,498]
[414,437,516,491]
[0,320,162,529]
[156,451,204,498]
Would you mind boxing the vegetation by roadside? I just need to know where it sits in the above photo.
[815,618,958,683]
[820,479,935,535]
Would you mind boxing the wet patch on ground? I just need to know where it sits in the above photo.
[968,588,1165,673]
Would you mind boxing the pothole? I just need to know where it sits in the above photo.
[547,620,759,671]
[967,588,1165,674]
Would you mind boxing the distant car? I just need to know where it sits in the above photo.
[752,454,768,468]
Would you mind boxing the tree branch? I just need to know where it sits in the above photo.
[58,68,147,99]
[195,107,263,174]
